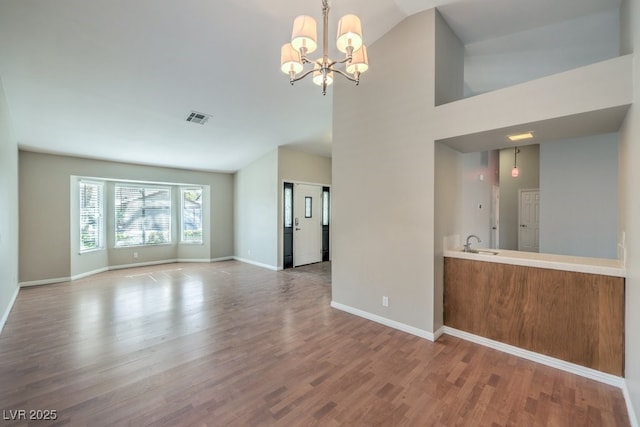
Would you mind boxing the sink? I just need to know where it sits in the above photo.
[466,249,500,255]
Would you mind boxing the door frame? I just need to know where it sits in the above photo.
[517,188,540,252]
[281,180,331,269]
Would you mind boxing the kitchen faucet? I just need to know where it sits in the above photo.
[464,235,481,252]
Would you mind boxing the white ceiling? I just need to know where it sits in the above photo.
[0,0,622,172]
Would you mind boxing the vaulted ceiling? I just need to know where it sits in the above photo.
[0,0,621,172]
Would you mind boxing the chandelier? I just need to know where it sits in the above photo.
[280,0,369,95]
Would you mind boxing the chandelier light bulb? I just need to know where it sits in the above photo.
[313,65,334,87]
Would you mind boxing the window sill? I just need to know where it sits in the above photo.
[113,243,174,249]
[79,248,105,255]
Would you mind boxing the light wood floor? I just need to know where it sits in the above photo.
[0,261,630,426]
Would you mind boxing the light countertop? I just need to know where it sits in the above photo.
[444,247,625,277]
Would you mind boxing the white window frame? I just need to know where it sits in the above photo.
[79,180,104,253]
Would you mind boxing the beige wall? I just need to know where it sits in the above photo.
[434,9,464,105]
[0,78,19,331]
[278,147,331,186]
[234,149,278,268]
[332,9,438,333]
[434,142,462,331]
[19,151,234,283]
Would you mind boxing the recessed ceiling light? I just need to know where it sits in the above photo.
[508,132,534,142]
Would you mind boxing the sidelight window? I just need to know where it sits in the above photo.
[79,181,104,252]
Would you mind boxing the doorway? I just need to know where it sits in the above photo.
[518,188,539,252]
[283,182,330,268]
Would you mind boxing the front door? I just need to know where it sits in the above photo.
[518,189,539,252]
[293,184,323,266]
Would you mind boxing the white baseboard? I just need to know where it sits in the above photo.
[71,267,110,281]
[176,258,212,263]
[330,301,438,342]
[443,326,625,388]
[0,285,19,334]
[20,276,71,287]
[433,326,445,340]
[109,259,179,271]
[22,257,238,286]
[210,256,234,262]
[233,257,278,271]
[622,381,639,427]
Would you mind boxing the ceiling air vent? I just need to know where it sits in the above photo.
[186,111,212,125]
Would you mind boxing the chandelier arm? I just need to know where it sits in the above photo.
[333,56,352,66]
[290,68,316,83]
[331,68,358,83]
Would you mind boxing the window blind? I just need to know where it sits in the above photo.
[115,185,171,247]
[79,181,104,252]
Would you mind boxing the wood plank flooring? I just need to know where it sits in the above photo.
[0,261,630,426]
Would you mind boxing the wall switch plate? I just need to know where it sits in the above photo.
[382,296,389,307]
[133,252,138,259]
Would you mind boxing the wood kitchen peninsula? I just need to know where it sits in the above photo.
[443,249,625,377]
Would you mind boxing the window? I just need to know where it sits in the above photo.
[79,181,104,252]
[115,185,171,247]
[181,188,203,243]
[305,196,312,218]
[322,189,330,226]
[284,185,293,228]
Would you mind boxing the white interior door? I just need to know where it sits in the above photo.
[293,184,322,266]
[518,189,539,252]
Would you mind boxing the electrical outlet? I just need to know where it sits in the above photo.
[133,252,138,259]
[382,296,389,307]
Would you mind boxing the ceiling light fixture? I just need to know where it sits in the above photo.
[280,0,369,95]
[512,147,520,177]
[508,132,534,142]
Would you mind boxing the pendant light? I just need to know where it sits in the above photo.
[512,147,520,178]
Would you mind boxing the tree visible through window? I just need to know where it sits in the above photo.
[115,185,171,246]
[79,181,104,252]
[181,188,203,243]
